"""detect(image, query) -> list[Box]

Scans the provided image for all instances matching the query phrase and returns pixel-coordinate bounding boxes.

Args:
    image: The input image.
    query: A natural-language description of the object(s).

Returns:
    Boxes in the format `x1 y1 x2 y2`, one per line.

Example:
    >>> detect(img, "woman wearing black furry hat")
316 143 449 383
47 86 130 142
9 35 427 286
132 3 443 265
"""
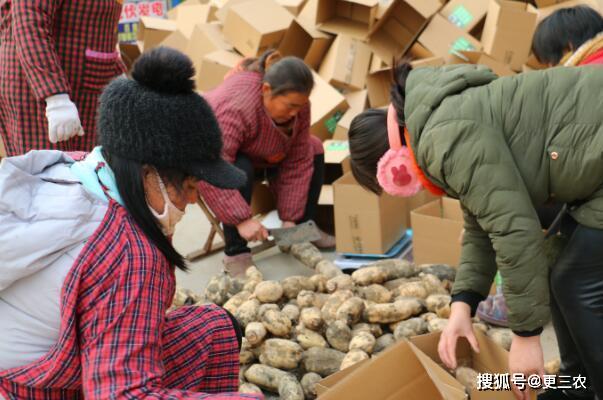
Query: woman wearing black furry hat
0 47 260 400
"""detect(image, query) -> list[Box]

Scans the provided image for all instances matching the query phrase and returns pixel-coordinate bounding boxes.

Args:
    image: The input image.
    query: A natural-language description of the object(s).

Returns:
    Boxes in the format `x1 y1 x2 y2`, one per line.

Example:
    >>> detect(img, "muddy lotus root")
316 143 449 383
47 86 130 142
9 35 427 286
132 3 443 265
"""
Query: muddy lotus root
426 294 452 313
340 349 369 371
326 274 354 293
245 322 267 346
545 358 560 375
352 323 382 338
281 276 315 299
455 367 479 392
487 328 513 351
278 374 305 400
336 296 365 325
427 318 449 333
244 364 289 392
472 322 489 335
262 309 292 337
239 383 263 394
291 243 323 269
356 284 392 304
395 281 429 299
223 290 251 315
310 274 329 293
254 281 284 303
204 273 232 306
259 339 303 370
282 304 300 323
258 303 280 319
295 326 328 349
326 320 353 352
352 259 417 286
418 264 456 282
302 347 346 377
374 334 396 354
301 372 322 400
235 299 261 328
240 338 256 365
349 331 376 354
300 307 323 331
420 273 448 295
364 298 423 324
321 290 354 323
393 317 428 340
315 260 343 279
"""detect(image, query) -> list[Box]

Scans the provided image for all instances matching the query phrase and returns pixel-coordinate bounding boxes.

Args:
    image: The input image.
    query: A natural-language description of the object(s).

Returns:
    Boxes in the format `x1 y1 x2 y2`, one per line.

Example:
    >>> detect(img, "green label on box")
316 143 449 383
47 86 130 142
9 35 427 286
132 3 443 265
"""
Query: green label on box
450 37 476 55
326 141 349 151
448 5 474 29
325 111 344 135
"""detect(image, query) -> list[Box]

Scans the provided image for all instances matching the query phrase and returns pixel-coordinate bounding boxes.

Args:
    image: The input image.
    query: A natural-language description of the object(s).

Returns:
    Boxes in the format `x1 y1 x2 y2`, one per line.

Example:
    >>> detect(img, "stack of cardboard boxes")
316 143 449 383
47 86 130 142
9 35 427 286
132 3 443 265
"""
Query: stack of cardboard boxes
128 0 601 260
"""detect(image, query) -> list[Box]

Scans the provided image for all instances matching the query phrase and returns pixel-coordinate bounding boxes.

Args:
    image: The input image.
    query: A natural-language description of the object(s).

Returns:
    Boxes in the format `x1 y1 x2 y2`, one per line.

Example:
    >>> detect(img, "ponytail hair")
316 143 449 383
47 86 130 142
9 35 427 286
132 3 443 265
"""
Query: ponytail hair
242 50 314 96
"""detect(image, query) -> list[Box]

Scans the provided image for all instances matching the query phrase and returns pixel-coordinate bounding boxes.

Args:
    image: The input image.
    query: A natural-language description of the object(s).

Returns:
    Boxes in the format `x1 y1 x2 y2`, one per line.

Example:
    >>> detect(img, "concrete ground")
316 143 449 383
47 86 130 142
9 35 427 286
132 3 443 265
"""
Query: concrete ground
172 203 560 366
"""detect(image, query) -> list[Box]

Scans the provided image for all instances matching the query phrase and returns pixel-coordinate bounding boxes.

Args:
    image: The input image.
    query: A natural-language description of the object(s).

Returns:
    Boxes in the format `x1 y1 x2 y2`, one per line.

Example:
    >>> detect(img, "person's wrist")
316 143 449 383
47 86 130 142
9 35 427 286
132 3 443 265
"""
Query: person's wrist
45 93 70 105
450 301 471 317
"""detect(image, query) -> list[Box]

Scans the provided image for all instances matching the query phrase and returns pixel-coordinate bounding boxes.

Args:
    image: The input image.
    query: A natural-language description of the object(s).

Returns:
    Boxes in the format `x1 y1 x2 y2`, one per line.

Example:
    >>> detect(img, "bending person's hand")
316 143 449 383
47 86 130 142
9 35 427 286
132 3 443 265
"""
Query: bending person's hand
45 94 84 144
438 301 480 369
509 335 544 400
237 218 269 242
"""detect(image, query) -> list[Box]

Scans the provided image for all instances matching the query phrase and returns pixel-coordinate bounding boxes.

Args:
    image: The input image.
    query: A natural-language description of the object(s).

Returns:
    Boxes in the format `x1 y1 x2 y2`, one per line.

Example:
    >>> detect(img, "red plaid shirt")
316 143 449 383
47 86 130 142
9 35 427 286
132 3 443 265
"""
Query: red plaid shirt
0 0 126 156
0 201 262 400
199 71 322 226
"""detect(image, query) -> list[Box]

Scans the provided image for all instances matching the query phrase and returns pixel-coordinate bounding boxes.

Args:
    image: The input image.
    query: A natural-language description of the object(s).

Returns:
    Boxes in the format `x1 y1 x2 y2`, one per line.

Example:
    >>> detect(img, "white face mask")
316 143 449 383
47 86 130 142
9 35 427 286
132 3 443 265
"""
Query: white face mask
148 171 185 237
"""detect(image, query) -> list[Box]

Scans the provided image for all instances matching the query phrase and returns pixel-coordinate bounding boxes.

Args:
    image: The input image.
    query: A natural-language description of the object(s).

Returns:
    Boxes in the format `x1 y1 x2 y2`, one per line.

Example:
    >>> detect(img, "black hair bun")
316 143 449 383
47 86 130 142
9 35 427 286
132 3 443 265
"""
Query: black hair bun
131 46 196 94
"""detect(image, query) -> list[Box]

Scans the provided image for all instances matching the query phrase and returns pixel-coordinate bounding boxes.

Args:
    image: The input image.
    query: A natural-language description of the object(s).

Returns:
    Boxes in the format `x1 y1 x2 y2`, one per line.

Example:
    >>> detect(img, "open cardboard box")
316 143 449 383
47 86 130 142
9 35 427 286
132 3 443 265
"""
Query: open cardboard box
223 0 293 57
186 23 233 78
440 0 489 34
334 89 368 141
317 337 467 399
166 3 212 37
368 0 440 66
137 17 178 52
196 50 243 92
159 29 191 53
278 18 333 70
481 0 538 71
310 72 349 142
319 34 372 91
448 50 516 77
411 197 464 266
277 0 309 15
316 0 380 40
418 14 482 58
334 172 436 254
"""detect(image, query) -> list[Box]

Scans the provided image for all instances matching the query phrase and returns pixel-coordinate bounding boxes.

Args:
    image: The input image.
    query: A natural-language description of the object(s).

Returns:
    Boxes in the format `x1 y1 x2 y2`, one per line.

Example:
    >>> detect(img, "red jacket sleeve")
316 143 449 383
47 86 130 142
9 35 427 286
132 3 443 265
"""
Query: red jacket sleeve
272 107 314 222
12 0 71 99
198 107 253 226
78 244 261 400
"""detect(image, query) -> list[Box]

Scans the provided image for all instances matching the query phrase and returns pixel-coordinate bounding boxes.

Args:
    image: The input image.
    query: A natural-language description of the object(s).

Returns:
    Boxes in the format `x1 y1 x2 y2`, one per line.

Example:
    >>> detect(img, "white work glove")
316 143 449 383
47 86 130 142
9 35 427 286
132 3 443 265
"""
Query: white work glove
45 94 84 144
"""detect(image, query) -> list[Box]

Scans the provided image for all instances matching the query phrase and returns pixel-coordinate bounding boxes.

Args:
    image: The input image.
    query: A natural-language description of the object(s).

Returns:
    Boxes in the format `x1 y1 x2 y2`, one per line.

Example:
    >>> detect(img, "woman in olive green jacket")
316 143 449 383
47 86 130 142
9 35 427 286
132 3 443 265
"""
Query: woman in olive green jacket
348 63 603 400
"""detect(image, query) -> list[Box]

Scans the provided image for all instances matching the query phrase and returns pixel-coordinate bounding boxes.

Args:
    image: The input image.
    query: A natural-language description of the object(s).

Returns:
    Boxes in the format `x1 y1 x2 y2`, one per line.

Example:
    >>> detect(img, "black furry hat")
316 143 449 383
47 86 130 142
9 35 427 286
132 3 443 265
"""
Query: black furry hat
98 47 245 189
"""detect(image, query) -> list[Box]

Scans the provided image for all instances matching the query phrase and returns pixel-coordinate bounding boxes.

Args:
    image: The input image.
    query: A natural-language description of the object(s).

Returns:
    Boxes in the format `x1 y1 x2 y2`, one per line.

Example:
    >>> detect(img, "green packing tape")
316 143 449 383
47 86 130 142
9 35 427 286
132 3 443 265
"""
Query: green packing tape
325 111 344 135
448 5 474 29
326 141 349 151
449 37 476 55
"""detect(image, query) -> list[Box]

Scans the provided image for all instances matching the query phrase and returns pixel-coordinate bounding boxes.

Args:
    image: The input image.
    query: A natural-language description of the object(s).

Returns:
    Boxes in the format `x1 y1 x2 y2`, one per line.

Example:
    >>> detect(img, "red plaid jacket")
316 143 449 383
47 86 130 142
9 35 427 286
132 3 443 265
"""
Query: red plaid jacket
0 201 262 400
0 0 125 156
199 71 322 226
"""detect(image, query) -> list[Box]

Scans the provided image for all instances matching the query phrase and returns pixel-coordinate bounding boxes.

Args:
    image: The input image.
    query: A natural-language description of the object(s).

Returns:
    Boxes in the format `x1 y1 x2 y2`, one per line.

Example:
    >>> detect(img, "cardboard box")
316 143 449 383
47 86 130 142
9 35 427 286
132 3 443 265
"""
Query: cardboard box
159 29 191 53
448 50 516 76
316 0 380 40
369 53 387 73
196 50 244 92
119 42 142 72
334 172 436 254
214 0 248 23
376 0 395 19
167 3 211 37
411 197 464 266
310 71 349 141
534 0 573 7
334 89 367 140
411 55 446 68
186 23 233 77
408 41 435 59
440 0 489 33
137 17 178 52
419 14 482 58
278 18 333 70
318 35 372 91
366 67 390 108
317 337 467 399
277 0 308 15
368 0 440 65
251 182 276 215
481 0 538 71
223 0 293 57
411 331 517 400
298 0 318 24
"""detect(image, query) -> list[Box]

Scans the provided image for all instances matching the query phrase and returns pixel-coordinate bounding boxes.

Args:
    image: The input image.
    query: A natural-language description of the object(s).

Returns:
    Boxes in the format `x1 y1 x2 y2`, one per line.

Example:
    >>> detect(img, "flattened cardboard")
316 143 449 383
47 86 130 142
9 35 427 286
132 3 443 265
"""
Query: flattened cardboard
481 0 538 71
334 89 368 140
137 17 178 52
167 3 211 37
411 197 464 266
317 338 467 399
440 0 489 33
278 18 333 70
277 0 308 15
410 331 517 400
334 172 436 254
223 0 293 57
316 0 380 40
448 50 516 76
368 0 439 65
318 34 372 91
418 14 482 58
186 23 233 78
196 50 243 92
310 71 349 141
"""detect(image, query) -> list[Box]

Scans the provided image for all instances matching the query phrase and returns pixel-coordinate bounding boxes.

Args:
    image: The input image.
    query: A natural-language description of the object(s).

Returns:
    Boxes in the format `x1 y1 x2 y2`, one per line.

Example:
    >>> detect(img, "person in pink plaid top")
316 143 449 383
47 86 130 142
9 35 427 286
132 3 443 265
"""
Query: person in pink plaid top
200 51 335 277
0 48 262 400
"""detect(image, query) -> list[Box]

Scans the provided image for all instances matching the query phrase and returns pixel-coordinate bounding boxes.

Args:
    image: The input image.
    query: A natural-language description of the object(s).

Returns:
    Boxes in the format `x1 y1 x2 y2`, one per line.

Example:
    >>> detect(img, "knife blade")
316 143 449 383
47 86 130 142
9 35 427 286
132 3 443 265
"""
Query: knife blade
268 220 322 246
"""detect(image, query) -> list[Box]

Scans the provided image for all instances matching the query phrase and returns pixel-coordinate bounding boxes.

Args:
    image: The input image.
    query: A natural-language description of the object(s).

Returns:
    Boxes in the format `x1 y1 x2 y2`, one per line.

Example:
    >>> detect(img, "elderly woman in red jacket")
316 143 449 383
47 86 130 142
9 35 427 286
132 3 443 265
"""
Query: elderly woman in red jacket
199 51 334 276
0 0 125 155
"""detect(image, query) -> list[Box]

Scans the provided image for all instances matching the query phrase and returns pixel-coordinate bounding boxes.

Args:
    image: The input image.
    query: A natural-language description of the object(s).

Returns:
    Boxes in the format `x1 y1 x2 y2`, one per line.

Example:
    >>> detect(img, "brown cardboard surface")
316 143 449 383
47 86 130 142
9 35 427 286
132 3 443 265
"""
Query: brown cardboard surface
366 67 390 108
448 50 516 76
323 140 350 164
481 0 538 71
316 0 380 40
214 0 249 23
159 29 190 53
196 50 243 92
318 184 334 206
187 23 233 80
411 197 464 266
368 0 437 65
317 338 466 399
408 41 435 59
298 0 319 25
310 71 349 141
440 0 489 33
410 331 517 400
137 17 178 52
119 42 142 72
418 14 482 58
318 34 372 91
410 55 446 68
334 89 368 140
278 18 333 70
223 0 293 57
251 182 276 215
334 172 436 254
167 4 211 37
534 0 572 7
277 0 308 15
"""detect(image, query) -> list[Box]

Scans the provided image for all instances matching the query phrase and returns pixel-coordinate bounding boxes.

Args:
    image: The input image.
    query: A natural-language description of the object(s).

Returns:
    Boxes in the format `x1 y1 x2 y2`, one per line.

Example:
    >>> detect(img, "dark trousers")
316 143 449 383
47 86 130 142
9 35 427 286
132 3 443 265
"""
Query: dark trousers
549 215 603 398
223 153 324 256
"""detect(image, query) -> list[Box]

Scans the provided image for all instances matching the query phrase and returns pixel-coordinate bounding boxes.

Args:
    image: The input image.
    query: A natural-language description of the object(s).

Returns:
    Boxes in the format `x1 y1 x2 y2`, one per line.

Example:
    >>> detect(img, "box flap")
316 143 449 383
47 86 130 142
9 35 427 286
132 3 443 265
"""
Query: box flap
159 29 190 52
324 140 350 164
214 0 249 22
405 0 442 18
418 14 482 57
410 56 445 68
139 16 178 31
230 0 293 33
318 184 334 206
310 71 349 140
170 4 212 37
